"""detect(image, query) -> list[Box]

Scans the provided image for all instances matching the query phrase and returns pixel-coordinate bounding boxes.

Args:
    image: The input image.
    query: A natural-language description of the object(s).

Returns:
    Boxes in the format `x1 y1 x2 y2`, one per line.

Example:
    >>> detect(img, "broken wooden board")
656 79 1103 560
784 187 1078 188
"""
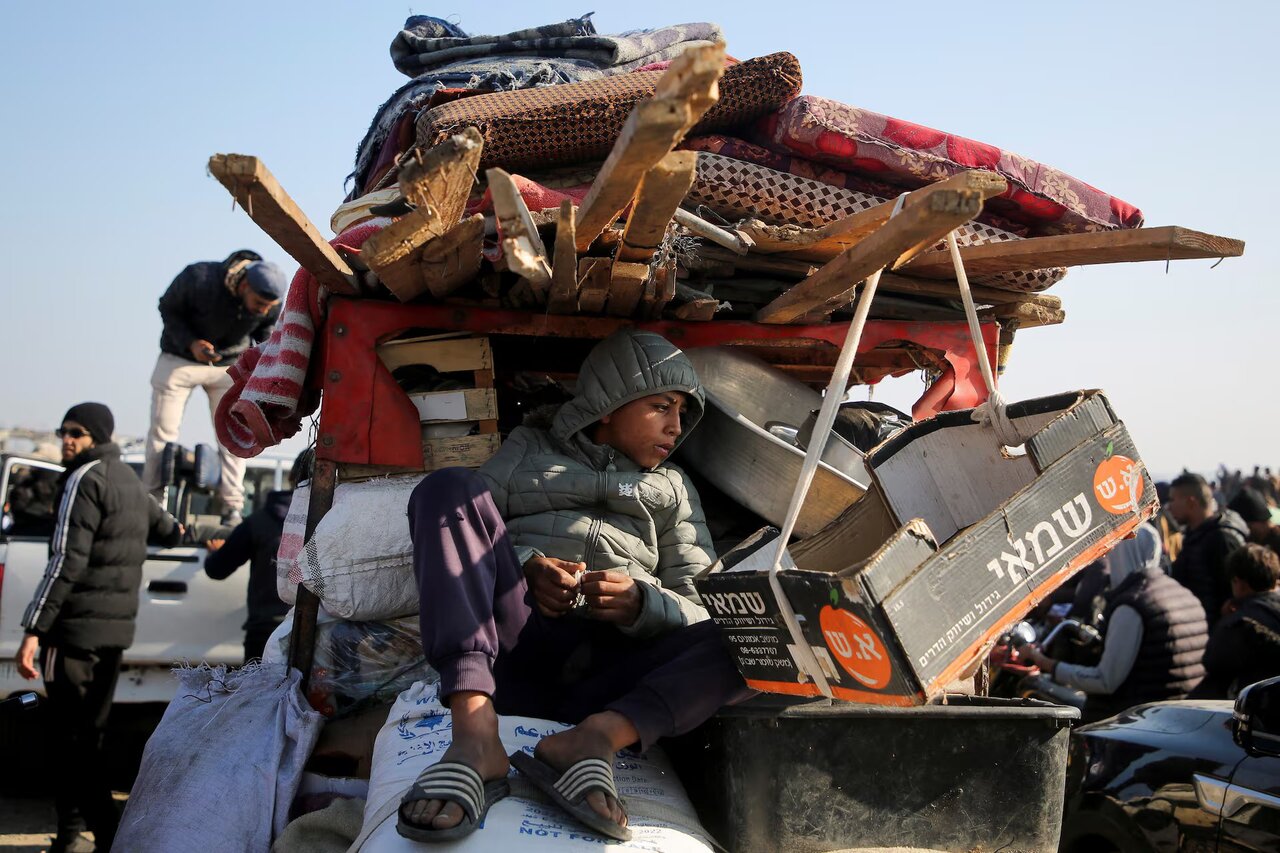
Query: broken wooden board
980 297 1066 330
652 42 727 132
645 262 677 319
399 128 482 223
419 213 485 300
487 167 552 297
207 154 357 294
672 298 720 321
617 151 697 264
575 48 725 252
899 226 1246 278
548 200 580 314
360 132 483 287
741 171 1009 263
606 261 649 316
577 257 613 314
756 189 984 324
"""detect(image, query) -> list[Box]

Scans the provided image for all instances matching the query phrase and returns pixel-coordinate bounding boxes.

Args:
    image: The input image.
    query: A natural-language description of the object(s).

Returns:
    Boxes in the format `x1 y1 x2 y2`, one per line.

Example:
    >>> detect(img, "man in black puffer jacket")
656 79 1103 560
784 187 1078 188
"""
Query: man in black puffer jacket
15 402 181 853
1169 472 1248 628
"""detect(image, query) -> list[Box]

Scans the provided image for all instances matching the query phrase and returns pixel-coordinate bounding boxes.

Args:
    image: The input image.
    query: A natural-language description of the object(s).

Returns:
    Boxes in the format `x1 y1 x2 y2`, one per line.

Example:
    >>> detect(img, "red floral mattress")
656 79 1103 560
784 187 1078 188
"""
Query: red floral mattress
752 96 1143 236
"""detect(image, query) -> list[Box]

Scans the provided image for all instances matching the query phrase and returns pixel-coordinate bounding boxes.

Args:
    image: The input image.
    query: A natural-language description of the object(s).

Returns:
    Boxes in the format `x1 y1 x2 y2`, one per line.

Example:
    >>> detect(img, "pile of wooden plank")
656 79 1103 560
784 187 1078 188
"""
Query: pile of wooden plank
209 42 1243 386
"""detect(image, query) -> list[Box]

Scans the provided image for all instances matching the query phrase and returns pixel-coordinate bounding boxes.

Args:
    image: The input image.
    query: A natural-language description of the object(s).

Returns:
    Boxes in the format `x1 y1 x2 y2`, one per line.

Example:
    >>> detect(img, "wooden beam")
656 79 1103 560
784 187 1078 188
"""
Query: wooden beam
646 262 677 319
487 168 552 297
606 261 649 317
574 100 690 252
207 154 357 294
360 132 483 275
755 189 984 324
577 257 612 314
548 200 580 314
575 49 725 252
899 226 1246 279
652 43 726 131
876 271 1044 305
741 170 1009 263
418 214 485 300
617 152 697 263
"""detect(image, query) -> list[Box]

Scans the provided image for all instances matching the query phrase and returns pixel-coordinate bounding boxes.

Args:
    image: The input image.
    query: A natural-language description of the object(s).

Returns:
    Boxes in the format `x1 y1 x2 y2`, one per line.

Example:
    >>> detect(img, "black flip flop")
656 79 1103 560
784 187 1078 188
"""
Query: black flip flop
396 760 510 842
510 750 632 842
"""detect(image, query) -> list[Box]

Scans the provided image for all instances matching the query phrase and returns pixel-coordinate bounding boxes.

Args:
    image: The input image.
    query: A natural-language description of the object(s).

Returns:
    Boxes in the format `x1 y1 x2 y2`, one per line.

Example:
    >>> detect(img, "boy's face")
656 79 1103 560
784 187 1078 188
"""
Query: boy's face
595 392 689 469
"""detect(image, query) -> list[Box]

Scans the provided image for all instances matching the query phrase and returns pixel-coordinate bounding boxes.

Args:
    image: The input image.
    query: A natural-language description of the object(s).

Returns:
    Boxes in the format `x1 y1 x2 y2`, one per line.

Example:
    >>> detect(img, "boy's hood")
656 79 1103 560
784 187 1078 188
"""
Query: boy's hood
550 330 705 460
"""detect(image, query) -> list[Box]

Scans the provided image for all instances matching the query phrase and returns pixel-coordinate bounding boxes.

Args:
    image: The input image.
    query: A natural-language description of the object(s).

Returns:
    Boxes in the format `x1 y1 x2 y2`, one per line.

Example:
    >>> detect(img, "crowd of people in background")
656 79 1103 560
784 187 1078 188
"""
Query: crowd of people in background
1025 465 1280 720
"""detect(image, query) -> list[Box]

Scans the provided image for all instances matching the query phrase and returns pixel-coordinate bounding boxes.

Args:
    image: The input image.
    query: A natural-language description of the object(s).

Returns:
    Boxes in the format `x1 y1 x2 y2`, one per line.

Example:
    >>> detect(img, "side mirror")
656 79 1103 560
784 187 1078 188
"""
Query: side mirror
1233 675 1280 757
193 444 222 491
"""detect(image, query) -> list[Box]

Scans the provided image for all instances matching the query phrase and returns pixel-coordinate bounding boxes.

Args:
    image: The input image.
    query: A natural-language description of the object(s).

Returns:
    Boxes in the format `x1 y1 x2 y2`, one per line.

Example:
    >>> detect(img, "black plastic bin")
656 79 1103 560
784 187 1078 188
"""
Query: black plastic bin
668 693 1078 853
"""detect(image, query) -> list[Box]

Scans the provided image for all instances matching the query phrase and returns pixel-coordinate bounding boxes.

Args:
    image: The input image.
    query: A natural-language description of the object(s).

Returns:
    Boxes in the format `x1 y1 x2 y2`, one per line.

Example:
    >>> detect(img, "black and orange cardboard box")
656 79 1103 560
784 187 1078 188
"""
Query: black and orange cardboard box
694 390 1156 706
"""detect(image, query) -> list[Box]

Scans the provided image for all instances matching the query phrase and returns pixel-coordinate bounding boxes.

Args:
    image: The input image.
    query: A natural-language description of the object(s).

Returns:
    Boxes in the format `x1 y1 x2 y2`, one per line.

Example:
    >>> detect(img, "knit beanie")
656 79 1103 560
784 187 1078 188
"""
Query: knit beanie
1229 488 1272 524
61 402 114 444
243 261 288 300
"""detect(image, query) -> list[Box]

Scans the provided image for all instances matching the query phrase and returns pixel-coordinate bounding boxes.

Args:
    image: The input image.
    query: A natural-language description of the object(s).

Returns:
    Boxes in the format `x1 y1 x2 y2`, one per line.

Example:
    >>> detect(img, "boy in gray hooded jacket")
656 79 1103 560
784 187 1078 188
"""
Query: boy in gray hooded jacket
398 329 749 843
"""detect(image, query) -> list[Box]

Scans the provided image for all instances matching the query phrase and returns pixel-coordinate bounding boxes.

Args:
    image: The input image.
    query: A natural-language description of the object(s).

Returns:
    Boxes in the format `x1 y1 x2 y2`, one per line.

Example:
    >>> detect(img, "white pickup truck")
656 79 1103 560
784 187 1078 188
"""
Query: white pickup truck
0 443 292 726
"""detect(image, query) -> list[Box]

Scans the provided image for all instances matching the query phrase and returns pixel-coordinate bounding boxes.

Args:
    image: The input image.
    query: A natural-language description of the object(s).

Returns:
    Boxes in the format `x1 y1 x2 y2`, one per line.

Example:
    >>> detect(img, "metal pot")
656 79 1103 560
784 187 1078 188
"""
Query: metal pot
681 347 869 538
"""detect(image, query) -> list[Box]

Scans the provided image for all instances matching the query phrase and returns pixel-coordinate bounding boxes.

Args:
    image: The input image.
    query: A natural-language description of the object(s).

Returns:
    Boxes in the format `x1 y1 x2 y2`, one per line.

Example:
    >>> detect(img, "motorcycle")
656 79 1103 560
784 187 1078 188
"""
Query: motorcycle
990 615 1102 711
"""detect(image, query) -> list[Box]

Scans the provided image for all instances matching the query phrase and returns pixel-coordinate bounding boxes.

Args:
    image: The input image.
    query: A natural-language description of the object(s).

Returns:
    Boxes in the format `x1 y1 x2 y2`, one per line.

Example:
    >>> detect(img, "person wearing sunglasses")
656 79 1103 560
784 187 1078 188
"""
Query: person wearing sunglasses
15 402 182 853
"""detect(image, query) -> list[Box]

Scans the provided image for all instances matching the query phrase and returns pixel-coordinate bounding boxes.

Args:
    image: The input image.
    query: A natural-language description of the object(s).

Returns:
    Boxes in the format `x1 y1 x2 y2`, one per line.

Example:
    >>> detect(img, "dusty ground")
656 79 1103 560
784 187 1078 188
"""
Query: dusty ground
0 793 126 853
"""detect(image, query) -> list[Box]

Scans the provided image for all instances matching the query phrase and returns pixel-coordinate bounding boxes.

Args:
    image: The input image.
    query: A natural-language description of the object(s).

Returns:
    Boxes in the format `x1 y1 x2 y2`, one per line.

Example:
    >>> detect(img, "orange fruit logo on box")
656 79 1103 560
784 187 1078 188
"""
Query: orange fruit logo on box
819 602 892 689
1094 450 1144 515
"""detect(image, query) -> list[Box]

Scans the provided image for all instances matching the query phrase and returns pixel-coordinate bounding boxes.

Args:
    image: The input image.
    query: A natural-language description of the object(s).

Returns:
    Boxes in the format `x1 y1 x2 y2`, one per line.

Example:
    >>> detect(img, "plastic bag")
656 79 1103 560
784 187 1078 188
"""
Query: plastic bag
263 609 436 718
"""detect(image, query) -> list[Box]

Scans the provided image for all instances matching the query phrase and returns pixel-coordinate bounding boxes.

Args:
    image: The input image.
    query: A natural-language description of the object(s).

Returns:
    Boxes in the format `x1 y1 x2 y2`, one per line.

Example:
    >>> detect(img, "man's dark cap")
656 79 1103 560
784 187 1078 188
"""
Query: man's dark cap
243 261 288 300
1230 488 1272 524
61 402 114 444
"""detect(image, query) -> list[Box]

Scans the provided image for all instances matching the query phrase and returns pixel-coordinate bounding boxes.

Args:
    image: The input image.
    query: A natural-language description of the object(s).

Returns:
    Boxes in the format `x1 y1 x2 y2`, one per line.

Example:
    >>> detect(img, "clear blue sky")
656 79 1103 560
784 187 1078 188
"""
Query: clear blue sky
1 1 1275 478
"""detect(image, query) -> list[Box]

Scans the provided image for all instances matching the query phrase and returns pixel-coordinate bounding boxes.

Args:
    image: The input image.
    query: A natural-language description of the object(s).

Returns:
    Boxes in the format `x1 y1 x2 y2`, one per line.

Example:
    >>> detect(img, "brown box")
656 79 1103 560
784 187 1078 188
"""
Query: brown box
695 390 1155 705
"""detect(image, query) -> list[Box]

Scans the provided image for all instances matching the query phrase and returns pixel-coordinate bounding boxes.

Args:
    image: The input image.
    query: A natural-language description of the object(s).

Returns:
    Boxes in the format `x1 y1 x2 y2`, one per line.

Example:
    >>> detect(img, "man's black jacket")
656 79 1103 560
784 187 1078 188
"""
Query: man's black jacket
204 490 291 634
1194 590 1280 698
22 443 182 650
1171 510 1248 628
158 249 280 364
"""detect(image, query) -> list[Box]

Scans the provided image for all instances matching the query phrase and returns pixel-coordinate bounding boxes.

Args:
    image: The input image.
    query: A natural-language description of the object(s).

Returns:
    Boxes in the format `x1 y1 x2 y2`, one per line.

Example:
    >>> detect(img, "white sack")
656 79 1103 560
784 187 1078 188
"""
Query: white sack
293 474 424 621
116 664 325 852
352 681 715 853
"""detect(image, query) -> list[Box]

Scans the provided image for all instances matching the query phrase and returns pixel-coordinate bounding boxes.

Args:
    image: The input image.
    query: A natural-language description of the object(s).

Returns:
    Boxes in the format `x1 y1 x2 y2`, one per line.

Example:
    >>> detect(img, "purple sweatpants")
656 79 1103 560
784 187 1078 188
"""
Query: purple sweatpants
408 467 751 751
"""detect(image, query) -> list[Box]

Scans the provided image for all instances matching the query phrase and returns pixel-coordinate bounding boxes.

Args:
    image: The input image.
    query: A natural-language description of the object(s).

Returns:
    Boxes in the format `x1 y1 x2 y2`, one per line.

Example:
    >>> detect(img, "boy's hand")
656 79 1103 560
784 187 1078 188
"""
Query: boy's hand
523 556 583 618
15 635 40 680
580 570 642 626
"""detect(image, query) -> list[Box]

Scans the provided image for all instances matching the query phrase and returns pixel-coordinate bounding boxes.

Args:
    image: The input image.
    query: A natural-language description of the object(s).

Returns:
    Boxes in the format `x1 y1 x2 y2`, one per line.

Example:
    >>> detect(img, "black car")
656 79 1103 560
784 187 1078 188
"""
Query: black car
1061 676 1280 851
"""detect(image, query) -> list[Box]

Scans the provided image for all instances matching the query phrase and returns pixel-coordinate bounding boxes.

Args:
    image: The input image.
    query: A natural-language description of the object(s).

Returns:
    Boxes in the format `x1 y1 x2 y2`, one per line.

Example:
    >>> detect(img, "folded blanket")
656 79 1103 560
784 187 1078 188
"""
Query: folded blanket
752 96 1143 236
351 15 723 195
216 220 388 459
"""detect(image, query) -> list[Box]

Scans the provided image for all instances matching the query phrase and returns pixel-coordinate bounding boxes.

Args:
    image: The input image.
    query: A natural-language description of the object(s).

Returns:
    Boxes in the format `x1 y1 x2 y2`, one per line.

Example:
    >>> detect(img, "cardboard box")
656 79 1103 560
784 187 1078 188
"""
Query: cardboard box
695 390 1155 706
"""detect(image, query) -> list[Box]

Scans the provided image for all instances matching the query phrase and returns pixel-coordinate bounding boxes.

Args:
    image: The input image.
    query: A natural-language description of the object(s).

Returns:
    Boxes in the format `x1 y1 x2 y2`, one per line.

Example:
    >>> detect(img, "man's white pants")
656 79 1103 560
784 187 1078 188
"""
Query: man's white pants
141 352 246 513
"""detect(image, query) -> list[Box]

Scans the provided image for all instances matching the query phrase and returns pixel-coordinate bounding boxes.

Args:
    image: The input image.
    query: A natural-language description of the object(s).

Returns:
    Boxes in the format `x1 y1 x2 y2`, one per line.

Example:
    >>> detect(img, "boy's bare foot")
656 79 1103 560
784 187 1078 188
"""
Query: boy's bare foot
533 711 639 829
403 693 510 831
